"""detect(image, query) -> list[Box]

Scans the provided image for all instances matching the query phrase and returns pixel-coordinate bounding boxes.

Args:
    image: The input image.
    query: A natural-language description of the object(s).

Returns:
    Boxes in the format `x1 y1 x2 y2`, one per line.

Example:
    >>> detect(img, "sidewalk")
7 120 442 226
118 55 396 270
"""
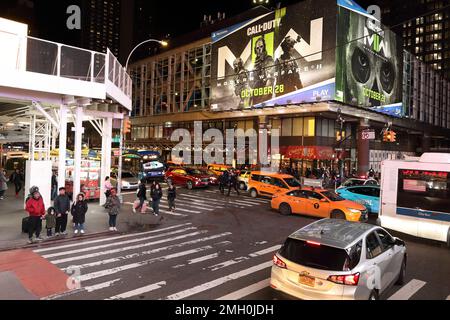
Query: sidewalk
0 184 162 251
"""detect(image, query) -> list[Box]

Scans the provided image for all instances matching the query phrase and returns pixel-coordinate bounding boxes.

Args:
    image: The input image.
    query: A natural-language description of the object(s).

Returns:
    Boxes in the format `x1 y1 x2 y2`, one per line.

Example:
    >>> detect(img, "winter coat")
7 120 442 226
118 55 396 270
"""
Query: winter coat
54 194 71 215
25 197 46 217
46 213 57 229
71 201 88 224
105 195 121 216
167 187 176 201
137 183 147 200
151 188 163 201
0 173 8 191
10 172 23 185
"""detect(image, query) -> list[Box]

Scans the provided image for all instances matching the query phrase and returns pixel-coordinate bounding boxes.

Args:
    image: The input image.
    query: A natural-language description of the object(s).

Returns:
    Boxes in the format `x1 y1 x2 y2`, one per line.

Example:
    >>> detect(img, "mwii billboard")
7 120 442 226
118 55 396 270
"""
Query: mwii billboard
210 0 337 111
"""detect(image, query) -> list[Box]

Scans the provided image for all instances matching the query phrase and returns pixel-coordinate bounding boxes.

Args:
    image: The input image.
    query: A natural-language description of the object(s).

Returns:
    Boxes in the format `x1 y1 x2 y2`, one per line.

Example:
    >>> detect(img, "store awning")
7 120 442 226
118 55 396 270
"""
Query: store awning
280 146 335 160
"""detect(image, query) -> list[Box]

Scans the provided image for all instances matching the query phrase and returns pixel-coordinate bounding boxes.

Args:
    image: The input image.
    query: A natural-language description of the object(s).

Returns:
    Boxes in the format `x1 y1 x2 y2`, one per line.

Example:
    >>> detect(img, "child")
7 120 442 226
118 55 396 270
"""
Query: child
45 207 57 238
167 184 177 212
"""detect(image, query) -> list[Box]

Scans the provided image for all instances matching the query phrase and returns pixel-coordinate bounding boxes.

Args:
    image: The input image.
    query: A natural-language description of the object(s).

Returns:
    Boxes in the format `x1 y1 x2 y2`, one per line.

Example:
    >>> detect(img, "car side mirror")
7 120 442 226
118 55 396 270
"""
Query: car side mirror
320 198 329 203
394 238 405 247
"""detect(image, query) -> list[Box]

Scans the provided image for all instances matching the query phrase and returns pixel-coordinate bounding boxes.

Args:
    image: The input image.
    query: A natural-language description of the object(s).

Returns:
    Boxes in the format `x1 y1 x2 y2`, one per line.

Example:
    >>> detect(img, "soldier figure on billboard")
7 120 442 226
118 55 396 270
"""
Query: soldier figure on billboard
233 58 251 108
252 36 275 104
275 35 303 95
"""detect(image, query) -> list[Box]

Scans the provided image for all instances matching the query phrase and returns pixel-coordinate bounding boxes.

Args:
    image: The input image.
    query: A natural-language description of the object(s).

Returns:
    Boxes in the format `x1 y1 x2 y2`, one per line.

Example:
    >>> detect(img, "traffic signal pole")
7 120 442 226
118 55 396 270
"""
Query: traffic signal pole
117 118 123 200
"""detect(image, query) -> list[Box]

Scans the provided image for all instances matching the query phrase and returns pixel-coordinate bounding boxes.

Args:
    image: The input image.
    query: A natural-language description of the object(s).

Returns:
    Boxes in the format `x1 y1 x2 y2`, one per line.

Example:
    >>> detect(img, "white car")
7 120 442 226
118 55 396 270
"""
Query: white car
111 171 140 190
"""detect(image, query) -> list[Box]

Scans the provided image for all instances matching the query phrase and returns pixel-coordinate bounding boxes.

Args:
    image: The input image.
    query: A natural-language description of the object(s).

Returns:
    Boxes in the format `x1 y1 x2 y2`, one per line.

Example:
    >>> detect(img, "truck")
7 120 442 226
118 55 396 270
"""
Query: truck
378 153 450 247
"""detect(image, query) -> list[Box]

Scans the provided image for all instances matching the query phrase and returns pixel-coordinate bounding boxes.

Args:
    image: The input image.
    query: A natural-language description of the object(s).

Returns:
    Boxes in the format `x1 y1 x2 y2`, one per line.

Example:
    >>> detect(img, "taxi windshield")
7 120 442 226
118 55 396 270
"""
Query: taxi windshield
284 178 302 188
322 191 345 202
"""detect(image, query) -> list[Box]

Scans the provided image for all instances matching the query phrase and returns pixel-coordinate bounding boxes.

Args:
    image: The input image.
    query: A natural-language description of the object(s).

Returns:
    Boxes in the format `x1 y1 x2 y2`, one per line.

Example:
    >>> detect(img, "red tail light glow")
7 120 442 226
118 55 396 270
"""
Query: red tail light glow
306 241 321 247
327 273 360 286
273 255 286 269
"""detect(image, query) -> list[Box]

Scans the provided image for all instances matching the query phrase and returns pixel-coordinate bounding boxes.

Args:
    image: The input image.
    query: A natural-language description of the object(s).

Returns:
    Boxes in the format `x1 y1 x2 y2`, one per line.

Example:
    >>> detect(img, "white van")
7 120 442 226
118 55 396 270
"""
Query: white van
378 153 450 247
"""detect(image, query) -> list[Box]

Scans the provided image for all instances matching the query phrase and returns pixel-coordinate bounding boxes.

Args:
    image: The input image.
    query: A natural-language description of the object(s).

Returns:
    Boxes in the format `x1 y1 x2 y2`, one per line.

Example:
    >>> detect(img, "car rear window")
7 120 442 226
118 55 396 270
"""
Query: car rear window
279 238 356 271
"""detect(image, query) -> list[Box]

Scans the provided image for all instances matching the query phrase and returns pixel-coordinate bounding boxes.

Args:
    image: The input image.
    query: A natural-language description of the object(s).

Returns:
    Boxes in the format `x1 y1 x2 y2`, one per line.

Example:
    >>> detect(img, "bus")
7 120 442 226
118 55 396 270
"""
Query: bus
121 150 165 182
378 153 450 247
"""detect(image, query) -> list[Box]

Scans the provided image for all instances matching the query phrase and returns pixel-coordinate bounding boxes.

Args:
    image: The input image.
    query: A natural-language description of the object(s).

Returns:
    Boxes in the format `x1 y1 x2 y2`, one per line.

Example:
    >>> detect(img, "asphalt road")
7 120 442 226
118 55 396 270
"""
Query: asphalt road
32 186 450 301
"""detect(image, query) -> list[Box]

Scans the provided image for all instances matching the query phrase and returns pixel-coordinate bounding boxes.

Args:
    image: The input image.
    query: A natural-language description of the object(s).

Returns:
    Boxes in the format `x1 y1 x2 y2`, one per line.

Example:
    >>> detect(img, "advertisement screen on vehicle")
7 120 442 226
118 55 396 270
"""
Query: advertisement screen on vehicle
335 2 404 117
210 0 337 111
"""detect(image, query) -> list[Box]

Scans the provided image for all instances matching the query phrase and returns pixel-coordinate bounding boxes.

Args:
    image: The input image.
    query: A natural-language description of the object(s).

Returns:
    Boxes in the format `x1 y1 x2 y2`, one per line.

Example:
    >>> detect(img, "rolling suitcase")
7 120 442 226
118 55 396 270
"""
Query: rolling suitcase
22 217 29 234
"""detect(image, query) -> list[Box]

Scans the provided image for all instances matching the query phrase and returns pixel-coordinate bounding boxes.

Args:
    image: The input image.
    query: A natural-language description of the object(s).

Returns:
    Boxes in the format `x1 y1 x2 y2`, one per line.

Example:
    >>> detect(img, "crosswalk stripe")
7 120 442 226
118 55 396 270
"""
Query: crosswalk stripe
188 253 219 265
42 227 197 259
181 194 254 207
159 199 224 210
165 261 273 300
158 209 187 217
78 245 217 282
85 279 122 293
33 223 192 253
249 245 281 258
388 280 427 300
217 278 270 300
107 281 166 300
54 230 208 265
159 204 203 213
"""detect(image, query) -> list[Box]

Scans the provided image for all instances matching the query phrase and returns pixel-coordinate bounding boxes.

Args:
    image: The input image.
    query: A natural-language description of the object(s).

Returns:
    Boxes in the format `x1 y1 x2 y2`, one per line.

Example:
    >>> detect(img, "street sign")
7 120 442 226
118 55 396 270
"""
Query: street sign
362 130 376 140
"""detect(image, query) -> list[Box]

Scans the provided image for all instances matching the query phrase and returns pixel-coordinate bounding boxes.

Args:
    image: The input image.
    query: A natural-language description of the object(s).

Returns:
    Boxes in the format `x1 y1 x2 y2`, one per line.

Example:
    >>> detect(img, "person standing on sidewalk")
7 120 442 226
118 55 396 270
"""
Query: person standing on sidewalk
10 169 23 198
167 184 177 212
45 207 57 238
54 187 71 236
150 183 163 216
105 188 121 231
134 179 147 213
51 171 58 201
25 190 46 244
0 169 8 200
104 176 113 198
71 193 88 235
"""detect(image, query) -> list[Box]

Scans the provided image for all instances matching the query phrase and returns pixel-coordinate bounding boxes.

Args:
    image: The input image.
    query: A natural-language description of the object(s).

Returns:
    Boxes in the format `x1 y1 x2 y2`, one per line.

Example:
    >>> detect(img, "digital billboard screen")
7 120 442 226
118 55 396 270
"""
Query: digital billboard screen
335 2 404 117
210 0 337 111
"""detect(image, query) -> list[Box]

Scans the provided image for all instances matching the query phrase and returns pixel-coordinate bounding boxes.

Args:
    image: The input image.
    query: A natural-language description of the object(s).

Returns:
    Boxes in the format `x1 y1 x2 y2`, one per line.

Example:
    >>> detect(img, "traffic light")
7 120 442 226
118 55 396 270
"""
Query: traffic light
336 130 345 142
123 117 131 135
390 131 397 143
383 130 397 143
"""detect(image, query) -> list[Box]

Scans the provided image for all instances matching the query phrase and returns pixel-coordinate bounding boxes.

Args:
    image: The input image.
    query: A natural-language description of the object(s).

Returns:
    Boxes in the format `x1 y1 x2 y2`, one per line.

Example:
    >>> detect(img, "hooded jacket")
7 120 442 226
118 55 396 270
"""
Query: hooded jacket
26 196 46 217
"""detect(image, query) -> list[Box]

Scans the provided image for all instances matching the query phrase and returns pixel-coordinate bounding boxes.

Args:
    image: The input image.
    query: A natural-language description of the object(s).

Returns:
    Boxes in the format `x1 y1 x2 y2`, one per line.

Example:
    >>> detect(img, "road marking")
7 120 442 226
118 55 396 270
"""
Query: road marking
43 227 198 259
249 245 281 257
165 261 273 300
107 281 166 300
33 223 192 253
161 198 223 209
180 194 253 207
188 253 219 265
78 245 216 282
159 204 203 214
158 209 187 217
124 202 199 214
388 280 427 300
217 278 270 300
85 279 122 293
53 230 208 265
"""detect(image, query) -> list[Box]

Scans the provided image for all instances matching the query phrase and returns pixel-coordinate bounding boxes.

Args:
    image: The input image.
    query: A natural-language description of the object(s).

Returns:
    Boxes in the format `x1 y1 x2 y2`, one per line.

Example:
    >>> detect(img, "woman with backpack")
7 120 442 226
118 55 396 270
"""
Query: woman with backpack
71 193 88 235
150 183 163 216
133 179 147 213
105 188 121 231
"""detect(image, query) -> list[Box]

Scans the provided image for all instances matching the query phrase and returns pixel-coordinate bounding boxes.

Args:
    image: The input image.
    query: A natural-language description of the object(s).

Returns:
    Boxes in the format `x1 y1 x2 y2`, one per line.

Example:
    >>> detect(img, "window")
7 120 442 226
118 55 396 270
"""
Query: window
272 178 288 189
366 232 383 259
345 240 363 271
303 117 315 137
292 118 304 136
301 190 324 200
376 229 394 251
282 118 292 136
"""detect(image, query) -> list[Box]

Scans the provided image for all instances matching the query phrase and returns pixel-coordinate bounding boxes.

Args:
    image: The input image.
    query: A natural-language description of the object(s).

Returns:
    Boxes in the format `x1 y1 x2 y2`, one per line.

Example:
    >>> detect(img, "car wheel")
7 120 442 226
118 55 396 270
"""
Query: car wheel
395 257 407 286
250 189 258 198
187 181 193 190
368 290 379 300
279 203 292 216
331 210 346 220
239 182 246 190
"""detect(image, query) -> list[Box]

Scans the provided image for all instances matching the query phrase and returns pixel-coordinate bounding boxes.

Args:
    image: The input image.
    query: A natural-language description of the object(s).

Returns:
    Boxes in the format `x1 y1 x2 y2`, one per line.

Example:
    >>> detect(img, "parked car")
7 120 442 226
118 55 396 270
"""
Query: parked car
271 219 407 300
338 178 379 189
165 167 210 189
336 186 381 214
110 171 139 190
200 169 220 186
271 187 368 222
248 172 302 198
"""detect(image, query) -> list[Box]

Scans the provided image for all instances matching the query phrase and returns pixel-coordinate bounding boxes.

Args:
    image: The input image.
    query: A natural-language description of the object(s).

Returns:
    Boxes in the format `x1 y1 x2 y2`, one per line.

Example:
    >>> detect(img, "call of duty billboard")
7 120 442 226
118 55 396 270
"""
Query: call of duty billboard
335 2 404 117
210 0 337 111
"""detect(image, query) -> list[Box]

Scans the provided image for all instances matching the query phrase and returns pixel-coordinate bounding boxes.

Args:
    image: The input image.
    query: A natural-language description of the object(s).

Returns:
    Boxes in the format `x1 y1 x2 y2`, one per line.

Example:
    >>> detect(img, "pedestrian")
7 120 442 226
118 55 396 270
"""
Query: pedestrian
167 183 177 212
45 207 57 238
134 179 147 213
105 188 121 231
0 169 8 200
51 171 58 201
227 170 240 197
25 190 46 244
219 170 229 195
9 169 23 198
104 176 113 198
54 187 71 236
150 183 163 216
71 193 88 235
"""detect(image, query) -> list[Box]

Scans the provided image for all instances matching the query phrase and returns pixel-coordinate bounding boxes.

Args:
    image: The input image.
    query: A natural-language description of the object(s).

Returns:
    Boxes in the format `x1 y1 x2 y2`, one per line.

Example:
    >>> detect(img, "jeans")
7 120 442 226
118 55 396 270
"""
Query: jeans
55 214 68 233
136 198 145 212
0 190 5 198
14 183 22 195
28 216 42 239
227 183 240 196
152 199 160 215
168 198 176 211
109 214 117 228
75 223 84 231
51 186 58 201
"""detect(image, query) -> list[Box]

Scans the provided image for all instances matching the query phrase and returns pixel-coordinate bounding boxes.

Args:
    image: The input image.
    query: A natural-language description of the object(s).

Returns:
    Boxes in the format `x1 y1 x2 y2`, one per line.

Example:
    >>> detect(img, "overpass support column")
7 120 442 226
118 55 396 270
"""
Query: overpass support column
72 106 84 199
100 117 113 206
57 105 68 190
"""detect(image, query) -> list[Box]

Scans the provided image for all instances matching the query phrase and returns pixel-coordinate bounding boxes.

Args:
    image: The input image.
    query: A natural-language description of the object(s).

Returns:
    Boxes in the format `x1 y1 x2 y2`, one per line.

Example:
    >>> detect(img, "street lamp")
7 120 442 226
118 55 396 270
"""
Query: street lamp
125 39 168 70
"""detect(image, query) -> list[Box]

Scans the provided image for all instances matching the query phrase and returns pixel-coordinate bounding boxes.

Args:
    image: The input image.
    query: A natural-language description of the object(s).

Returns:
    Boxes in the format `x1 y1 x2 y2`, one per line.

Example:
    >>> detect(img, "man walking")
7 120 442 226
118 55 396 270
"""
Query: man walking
25 190 46 244
219 170 229 195
227 170 240 197
9 169 23 198
134 179 147 213
150 183 163 216
54 187 71 236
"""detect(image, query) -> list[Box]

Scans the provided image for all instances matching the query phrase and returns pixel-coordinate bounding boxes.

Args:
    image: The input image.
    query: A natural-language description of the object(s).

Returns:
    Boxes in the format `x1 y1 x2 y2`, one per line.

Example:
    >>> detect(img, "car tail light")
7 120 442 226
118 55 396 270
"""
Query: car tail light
327 273 360 286
306 241 321 247
273 255 286 269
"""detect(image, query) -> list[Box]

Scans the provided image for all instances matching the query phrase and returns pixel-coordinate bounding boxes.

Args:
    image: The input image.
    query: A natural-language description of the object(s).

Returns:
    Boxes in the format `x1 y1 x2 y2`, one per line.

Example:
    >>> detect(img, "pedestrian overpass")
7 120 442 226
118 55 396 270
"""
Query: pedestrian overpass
0 17 132 207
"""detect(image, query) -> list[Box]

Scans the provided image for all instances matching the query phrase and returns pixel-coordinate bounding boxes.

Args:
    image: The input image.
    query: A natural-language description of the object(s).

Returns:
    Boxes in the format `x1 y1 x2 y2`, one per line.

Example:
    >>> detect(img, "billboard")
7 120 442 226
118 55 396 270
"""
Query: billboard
210 0 337 111
335 3 404 117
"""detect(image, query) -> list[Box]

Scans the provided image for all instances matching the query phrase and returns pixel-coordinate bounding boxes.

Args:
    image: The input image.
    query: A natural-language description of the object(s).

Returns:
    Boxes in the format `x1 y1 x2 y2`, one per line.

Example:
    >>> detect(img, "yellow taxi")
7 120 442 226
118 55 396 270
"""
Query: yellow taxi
271 187 368 222
247 172 301 198
237 170 252 190
207 164 232 176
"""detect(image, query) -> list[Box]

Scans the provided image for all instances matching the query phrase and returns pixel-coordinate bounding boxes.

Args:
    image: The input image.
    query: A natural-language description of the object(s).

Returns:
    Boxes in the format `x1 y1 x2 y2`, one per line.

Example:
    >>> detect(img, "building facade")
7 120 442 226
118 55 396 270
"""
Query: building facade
127 0 450 177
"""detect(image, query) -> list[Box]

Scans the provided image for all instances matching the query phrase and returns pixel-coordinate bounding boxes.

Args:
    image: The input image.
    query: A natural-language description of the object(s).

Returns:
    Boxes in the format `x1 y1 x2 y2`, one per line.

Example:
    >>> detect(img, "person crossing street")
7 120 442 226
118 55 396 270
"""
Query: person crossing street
227 170 240 197
167 184 177 212
219 170 229 195
150 183 163 216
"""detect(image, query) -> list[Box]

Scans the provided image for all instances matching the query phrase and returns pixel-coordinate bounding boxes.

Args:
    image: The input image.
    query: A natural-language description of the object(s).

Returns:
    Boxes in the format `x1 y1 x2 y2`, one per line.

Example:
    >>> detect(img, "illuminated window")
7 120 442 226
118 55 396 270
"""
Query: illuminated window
292 118 304 136
303 117 315 137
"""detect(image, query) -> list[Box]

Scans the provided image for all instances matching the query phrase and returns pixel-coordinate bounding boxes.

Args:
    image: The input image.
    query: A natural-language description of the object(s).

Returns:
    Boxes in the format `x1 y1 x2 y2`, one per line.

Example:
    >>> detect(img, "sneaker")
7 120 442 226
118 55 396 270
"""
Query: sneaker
74 230 79 235
61 231 68 236
113 227 117 232
109 227 114 231
80 230 85 235
27 239 34 244
36 237 44 241
55 232 60 236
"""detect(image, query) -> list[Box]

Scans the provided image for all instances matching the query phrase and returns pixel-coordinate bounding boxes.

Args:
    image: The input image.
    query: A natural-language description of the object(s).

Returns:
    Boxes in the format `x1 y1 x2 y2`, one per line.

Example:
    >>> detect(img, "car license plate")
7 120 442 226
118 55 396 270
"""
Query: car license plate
299 275 315 287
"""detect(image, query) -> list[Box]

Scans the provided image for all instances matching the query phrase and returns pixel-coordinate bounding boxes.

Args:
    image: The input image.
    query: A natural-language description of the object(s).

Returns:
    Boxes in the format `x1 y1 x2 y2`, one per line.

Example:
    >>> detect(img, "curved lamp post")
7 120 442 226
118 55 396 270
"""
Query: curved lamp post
125 39 168 70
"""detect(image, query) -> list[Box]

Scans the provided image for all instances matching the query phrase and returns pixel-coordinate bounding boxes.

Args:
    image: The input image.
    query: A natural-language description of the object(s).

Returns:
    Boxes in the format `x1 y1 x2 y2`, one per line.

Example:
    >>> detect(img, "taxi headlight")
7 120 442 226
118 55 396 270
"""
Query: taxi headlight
347 208 361 214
